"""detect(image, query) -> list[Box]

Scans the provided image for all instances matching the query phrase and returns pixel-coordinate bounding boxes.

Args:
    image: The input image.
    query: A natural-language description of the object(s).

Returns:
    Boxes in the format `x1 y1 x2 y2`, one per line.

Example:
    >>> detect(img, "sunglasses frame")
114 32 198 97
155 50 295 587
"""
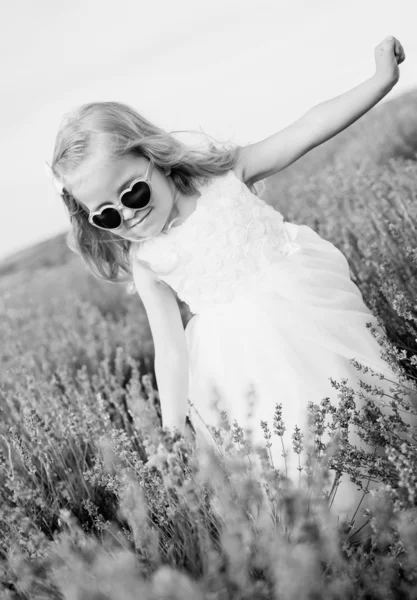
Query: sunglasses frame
88 159 154 231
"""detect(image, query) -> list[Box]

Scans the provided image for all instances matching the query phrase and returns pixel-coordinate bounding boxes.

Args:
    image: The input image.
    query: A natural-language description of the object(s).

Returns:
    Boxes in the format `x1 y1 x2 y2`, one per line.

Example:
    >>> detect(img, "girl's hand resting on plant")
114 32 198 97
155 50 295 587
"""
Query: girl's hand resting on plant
183 419 196 446
162 420 195 445
374 35 405 87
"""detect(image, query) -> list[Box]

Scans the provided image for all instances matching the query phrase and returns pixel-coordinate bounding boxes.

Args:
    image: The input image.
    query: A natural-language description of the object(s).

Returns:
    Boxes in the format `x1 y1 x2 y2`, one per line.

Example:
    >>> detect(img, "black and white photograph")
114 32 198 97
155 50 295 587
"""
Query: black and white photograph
1 1 417 597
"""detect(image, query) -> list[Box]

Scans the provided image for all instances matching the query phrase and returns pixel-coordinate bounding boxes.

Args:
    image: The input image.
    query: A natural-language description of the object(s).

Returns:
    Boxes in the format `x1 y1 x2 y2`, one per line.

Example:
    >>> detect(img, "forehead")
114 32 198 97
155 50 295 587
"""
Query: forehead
67 150 148 212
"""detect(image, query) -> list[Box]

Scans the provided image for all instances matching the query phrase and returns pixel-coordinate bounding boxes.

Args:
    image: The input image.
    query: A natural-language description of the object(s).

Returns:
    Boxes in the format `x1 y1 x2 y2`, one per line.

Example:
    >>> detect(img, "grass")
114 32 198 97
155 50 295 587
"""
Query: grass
1 87 417 599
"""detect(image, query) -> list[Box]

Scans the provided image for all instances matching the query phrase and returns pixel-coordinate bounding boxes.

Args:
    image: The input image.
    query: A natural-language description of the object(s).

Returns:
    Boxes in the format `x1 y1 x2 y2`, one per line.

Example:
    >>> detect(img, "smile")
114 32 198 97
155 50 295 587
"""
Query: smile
129 208 152 228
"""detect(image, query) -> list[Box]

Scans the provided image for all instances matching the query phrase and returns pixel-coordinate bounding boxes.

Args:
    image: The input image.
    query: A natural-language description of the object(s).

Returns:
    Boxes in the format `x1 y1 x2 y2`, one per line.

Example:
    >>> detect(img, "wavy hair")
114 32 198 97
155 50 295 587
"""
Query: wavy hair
49 101 262 289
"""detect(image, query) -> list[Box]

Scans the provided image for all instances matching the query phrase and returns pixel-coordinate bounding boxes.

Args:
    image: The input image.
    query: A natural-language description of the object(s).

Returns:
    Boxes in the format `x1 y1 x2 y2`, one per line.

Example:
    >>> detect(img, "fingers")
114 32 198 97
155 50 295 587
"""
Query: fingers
393 37 406 63
387 35 406 64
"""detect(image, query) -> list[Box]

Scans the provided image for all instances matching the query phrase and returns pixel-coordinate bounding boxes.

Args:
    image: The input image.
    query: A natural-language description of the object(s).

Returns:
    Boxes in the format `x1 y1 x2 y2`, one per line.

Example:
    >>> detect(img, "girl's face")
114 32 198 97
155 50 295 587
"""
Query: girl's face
66 148 178 241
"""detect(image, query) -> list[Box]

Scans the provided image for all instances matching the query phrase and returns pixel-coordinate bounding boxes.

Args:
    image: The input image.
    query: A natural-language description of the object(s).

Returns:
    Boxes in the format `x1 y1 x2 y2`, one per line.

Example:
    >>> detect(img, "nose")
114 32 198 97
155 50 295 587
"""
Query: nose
121 206 139 221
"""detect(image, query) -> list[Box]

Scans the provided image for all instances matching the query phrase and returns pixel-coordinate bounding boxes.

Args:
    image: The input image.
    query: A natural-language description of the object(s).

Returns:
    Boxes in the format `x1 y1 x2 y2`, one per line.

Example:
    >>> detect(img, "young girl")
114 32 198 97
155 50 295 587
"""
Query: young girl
46 36 414 533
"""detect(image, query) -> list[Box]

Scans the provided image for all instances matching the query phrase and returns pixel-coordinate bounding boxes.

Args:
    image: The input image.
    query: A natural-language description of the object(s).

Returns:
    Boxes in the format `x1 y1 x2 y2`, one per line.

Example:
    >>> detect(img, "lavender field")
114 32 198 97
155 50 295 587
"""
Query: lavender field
1 88 417 599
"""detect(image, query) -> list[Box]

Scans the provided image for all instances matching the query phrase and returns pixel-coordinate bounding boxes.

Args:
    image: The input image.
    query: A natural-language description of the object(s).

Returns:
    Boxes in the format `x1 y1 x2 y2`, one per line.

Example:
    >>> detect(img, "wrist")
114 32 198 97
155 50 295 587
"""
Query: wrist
373 71 398 93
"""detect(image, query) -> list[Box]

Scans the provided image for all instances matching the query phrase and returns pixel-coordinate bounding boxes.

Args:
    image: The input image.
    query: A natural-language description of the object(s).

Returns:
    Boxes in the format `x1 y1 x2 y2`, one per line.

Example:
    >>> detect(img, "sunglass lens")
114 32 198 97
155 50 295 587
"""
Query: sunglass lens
122 181 151 209
92 207 122 230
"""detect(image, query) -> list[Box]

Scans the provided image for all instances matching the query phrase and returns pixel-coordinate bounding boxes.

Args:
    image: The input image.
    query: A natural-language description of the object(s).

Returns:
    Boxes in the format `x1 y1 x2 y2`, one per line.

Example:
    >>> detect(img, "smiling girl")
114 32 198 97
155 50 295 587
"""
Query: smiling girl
45 36 415 536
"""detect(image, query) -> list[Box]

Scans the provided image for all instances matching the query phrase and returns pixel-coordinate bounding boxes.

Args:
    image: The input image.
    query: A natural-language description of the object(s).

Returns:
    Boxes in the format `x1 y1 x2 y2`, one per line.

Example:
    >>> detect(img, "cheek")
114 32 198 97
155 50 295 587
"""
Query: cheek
152 178 171 207
152 193 168 215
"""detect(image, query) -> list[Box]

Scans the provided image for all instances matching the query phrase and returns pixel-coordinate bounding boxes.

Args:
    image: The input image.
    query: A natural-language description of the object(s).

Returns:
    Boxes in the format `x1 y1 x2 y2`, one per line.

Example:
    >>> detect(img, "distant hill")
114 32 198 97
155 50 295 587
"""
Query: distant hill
1 86 416 284
0 232 72 277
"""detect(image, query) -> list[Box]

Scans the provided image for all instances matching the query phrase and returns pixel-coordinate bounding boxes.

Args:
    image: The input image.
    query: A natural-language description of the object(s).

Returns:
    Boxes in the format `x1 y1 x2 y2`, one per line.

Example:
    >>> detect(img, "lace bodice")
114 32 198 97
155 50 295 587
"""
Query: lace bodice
129 170 301 313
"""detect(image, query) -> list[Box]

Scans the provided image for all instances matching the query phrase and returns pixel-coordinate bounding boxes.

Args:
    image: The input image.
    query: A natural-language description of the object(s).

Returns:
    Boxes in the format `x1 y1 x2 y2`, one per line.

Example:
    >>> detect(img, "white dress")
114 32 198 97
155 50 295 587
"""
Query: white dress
130 169 415 523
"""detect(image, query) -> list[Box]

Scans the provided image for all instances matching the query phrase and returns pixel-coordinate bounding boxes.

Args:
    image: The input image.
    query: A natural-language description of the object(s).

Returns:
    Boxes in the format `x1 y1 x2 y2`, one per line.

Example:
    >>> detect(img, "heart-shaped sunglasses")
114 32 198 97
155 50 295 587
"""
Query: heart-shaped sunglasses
88 160 154 231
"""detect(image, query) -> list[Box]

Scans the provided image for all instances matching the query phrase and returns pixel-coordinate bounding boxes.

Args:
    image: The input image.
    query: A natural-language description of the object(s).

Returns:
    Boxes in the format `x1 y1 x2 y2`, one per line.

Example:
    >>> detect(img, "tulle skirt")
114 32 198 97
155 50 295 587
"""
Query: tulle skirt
184 222 416 527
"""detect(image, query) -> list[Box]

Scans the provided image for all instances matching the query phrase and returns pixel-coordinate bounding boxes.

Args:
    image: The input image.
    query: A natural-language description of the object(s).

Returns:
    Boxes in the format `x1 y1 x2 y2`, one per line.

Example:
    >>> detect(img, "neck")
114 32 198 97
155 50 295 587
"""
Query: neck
164 188 182 232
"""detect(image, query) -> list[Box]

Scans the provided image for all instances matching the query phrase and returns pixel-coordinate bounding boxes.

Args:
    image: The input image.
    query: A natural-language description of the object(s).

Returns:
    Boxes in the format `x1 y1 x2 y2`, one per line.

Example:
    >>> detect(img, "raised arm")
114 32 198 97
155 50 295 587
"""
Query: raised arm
236 35 405 186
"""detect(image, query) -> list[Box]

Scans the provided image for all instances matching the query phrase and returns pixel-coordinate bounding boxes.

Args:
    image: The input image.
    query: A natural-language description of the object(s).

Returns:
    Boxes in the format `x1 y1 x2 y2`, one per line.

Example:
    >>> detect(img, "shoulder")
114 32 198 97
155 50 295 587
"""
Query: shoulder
231 162 246 184
231 145 255 185
130 253 175 300
129 243 158 281
229 163 263 197
200 166 245 190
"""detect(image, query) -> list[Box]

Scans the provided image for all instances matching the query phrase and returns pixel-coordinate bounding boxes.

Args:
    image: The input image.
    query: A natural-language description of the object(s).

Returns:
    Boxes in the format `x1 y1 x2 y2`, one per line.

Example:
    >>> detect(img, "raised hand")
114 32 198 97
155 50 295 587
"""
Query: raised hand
374 35 406 87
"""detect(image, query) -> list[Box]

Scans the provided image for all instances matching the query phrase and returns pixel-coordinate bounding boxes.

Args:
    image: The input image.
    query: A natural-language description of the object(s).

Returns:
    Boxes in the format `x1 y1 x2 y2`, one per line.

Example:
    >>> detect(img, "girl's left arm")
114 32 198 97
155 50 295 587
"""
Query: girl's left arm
237 35 406 186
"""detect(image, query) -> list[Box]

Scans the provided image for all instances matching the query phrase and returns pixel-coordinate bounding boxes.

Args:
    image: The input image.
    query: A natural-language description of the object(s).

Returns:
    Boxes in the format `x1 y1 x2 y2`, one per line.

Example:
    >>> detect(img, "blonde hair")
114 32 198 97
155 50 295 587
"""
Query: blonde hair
49 101 261 287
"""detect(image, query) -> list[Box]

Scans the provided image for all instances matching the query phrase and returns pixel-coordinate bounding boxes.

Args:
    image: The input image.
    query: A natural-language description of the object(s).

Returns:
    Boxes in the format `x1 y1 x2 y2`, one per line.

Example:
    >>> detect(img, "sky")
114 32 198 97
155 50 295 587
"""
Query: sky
1 0 416 262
